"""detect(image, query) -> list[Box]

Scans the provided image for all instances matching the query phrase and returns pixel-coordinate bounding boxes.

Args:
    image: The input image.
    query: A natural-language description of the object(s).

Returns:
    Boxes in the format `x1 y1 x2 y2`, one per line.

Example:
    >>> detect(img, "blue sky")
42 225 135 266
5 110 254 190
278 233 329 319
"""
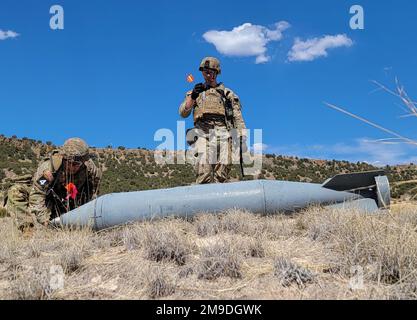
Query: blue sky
1 0 417 165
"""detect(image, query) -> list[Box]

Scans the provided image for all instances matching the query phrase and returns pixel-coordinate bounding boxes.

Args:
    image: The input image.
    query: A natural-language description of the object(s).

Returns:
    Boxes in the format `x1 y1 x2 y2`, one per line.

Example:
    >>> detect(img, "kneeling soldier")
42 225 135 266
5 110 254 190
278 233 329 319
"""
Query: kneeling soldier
4 137 101 231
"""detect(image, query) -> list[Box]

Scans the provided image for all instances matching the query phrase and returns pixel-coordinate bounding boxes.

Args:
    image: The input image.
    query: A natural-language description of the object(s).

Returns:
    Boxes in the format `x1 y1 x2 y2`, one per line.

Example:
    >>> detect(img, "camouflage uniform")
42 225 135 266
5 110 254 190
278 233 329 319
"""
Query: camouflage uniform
1 174 32 219
179 57 246 184
0 181 9 217
5 138 101 230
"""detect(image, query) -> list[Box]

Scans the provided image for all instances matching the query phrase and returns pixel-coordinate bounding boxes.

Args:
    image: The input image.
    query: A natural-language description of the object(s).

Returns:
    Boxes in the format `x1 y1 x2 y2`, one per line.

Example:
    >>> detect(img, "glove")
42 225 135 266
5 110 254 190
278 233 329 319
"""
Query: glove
191 83 206 100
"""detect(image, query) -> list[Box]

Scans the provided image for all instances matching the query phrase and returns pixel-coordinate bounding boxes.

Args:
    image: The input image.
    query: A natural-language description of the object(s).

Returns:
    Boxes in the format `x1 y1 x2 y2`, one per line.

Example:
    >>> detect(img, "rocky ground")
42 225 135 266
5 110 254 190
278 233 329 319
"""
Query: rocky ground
1 204 417 300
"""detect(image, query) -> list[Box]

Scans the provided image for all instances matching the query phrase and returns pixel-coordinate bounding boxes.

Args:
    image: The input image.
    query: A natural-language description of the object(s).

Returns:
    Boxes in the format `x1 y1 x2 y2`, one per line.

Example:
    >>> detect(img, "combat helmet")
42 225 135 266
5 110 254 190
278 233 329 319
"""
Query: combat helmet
61 137 90 160
199 57 221 74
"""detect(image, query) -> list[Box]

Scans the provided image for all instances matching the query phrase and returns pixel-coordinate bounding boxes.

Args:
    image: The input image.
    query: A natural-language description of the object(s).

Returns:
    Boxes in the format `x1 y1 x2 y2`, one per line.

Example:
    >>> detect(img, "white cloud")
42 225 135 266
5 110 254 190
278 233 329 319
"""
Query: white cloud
288 34 353 62
266 138 417 166
0 29 19 40
252 143 268 154
203 21 290 64
255 54 269 64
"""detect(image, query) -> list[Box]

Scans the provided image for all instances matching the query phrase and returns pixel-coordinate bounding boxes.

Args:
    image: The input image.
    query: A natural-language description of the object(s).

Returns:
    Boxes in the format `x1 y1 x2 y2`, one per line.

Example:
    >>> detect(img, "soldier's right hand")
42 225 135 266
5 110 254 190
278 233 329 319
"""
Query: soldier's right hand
191 83 206 100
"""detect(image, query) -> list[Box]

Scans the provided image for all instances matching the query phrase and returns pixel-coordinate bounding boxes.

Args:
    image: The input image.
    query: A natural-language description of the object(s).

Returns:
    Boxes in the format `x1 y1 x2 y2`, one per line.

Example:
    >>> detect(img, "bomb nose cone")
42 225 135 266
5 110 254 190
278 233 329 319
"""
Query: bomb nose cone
51 216 61 227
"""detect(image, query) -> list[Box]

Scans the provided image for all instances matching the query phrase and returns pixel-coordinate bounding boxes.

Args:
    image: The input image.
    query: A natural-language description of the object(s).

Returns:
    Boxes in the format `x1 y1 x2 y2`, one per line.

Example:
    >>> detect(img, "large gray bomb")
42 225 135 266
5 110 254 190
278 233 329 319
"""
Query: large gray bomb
52 170 390 230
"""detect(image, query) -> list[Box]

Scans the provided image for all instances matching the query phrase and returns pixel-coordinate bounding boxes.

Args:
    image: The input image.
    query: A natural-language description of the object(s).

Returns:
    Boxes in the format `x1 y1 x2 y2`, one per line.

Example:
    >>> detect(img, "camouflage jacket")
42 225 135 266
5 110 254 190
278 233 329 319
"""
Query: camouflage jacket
179 83 246 135
1 173 32 209
30 151 102 223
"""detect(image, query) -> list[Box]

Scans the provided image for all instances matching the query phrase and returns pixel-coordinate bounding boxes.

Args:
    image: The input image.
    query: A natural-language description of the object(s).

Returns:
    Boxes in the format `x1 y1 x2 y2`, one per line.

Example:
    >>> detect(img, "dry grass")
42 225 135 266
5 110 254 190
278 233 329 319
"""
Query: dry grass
298 206 417 286
143 219 195 266
274 257 316 288
197 239 243 280
1 204 417 300
146 267 176 299
0 208 7 218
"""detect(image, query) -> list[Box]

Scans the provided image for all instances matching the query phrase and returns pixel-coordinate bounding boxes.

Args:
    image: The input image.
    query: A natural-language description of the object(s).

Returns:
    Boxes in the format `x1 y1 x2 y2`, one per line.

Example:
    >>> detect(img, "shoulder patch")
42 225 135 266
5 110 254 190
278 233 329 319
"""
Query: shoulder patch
37 170 53 189
37 177 49 188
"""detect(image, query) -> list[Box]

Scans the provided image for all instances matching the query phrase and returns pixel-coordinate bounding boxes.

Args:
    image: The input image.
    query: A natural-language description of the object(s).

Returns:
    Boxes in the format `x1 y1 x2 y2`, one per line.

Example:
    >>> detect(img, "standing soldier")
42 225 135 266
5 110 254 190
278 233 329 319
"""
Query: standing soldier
5 137 101 232
179 57 247 184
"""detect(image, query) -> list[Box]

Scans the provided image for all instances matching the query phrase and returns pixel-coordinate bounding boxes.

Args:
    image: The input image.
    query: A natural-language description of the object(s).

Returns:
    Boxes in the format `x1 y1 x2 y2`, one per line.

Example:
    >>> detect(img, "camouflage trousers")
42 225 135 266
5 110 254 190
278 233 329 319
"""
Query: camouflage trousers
5 184 38 229
2 175 38 230
191 129 234 184
0 189 7 218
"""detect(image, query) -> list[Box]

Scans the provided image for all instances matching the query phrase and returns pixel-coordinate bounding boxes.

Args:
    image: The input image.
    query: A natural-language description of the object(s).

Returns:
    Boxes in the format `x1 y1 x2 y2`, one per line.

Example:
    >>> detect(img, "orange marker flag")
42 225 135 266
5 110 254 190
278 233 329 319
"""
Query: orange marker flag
186 74 194 83
65 183 78 200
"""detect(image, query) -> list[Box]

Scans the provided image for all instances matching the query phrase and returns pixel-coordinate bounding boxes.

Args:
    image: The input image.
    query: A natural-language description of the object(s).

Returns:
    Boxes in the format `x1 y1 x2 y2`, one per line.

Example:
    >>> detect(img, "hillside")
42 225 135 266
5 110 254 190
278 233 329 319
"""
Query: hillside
1 134 416 200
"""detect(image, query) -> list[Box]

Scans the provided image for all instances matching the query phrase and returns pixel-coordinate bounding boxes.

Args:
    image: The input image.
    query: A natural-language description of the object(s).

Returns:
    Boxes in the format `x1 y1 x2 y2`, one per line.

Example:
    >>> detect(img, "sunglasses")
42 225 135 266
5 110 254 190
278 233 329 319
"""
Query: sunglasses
65 159 83 167
202 68 217 75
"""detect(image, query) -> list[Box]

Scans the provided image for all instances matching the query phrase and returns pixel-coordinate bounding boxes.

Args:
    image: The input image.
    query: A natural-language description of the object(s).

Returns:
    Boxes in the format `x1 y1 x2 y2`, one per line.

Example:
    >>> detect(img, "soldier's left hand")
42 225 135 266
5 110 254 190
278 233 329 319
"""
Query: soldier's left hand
191 83 206 100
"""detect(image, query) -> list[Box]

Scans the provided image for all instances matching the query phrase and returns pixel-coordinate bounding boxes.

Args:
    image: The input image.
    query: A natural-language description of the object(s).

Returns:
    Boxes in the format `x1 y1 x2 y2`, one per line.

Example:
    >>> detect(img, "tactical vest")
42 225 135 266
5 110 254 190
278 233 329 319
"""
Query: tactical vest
193 85 227 123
